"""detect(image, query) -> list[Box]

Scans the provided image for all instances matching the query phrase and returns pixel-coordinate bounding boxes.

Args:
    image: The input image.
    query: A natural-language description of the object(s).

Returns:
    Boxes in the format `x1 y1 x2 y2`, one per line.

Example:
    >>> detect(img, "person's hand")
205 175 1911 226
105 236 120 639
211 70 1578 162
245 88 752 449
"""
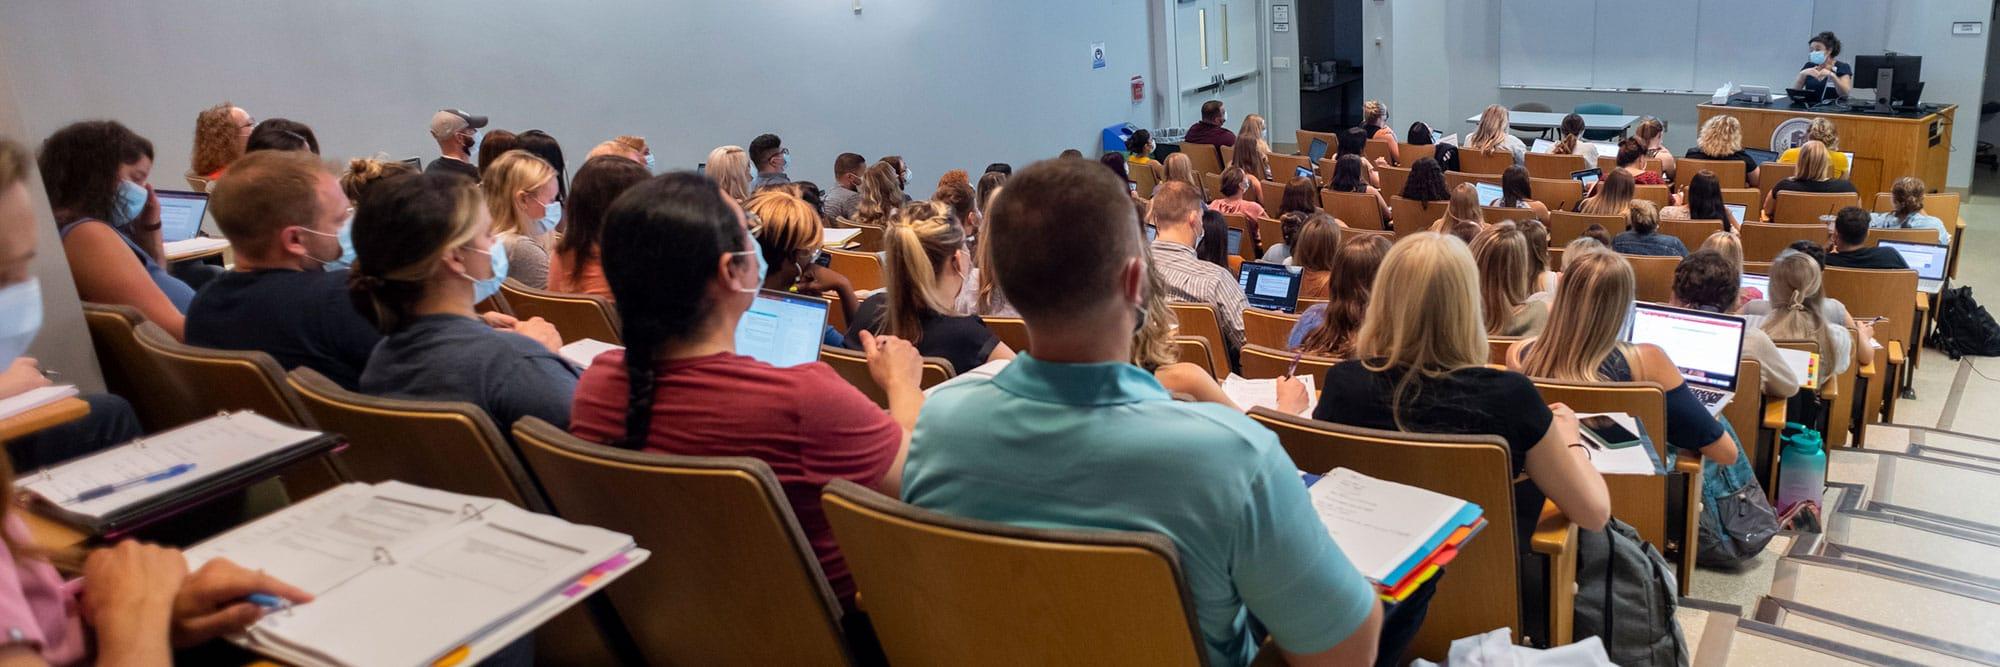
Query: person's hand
514 316 564 353
0 357 52 399
1371 156 1389 168
798 265 852 295
1856 319 1876 344
82 541 186 641
859 330 922 393
134 184 162 234
1671 191 1686 207
1276 376 1310 415
1549 402 1582 448
170 558 314 648
479 311 520 330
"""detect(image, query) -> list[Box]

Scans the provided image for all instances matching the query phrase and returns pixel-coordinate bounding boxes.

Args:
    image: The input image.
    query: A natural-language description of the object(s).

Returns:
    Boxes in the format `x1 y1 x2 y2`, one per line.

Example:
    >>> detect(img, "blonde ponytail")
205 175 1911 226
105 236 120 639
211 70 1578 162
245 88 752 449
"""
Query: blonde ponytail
880 201 965 343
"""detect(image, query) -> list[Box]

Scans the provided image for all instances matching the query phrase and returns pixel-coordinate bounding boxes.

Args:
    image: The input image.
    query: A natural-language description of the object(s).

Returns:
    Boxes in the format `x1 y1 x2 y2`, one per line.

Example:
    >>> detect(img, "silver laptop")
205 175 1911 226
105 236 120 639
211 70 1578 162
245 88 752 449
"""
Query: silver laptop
1623 303 1747 416
733 290 830 368
153 189 209 243
1740 273 1770 302
1878 240 1949 294
1474 181 1504 204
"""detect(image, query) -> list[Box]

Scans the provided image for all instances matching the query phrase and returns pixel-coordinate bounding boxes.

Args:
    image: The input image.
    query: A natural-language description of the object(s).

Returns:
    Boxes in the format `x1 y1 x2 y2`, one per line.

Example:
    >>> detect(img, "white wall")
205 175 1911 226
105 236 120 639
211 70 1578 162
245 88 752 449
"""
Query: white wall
0 1 1163 196
0 47 104 390
1366 0 1992 188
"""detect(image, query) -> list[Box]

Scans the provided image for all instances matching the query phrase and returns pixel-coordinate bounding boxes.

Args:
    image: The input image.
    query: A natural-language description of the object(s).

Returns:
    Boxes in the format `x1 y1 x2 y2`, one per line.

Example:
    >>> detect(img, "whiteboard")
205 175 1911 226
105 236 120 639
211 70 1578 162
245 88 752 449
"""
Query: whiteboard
1500 0 1817 92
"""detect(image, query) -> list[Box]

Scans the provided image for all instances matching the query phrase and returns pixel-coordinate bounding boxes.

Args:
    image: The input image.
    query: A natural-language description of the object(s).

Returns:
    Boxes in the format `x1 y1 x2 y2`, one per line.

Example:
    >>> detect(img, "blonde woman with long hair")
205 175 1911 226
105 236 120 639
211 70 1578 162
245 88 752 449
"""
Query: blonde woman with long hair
846 200 1014 373
850 161 904 228
1472 222 1549 336
480 150 560 288
706 145 752 203
1576 169 1635 216
1466 104 1527 167
1431 183 1485 237
1163 152 1202 197
1698 231 1757 309
1361 100 1401 164
1741 250 1873 386
188 101 251 189
1237 113 1272 155
1313 232 1611 542
1762 140 1854 219
1686 115 1761 186
1509 249 1740 464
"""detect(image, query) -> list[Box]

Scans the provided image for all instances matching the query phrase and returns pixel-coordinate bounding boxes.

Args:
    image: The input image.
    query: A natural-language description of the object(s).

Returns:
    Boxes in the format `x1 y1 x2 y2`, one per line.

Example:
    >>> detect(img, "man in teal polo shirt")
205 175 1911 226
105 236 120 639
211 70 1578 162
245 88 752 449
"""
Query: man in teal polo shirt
901 158 1382 666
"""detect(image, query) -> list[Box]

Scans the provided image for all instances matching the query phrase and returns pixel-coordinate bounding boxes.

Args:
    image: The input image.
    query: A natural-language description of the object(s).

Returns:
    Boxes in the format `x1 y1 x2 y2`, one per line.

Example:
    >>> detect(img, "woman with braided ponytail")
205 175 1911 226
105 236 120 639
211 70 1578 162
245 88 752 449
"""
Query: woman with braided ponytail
567 171 924 612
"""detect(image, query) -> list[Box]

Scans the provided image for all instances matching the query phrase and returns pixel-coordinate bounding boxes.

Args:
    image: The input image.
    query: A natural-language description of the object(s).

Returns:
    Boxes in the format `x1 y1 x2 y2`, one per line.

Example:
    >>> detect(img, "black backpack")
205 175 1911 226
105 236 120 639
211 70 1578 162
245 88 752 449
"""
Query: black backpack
1929 286 2000 359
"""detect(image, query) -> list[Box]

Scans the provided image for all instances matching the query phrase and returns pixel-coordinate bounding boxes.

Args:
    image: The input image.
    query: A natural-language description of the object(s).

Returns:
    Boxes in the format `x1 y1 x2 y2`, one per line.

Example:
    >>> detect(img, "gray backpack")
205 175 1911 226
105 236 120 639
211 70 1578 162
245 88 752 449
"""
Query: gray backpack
1574 519 1688 666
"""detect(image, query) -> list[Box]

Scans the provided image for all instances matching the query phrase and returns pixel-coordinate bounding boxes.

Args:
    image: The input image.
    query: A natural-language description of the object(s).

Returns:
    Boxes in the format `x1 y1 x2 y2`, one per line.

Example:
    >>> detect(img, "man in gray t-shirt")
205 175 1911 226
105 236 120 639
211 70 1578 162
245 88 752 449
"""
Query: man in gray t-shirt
822 152 867 221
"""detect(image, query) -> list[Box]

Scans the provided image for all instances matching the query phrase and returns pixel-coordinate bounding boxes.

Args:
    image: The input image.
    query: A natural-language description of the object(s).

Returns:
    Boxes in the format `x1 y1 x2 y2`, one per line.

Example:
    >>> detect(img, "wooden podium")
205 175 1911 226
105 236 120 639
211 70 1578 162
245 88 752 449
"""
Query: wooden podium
1697 103 1953 199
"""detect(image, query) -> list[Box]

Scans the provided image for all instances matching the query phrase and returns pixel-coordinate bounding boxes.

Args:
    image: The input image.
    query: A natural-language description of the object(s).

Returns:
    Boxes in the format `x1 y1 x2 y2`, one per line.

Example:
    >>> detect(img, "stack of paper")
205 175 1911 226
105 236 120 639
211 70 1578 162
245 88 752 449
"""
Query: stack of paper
1777 347 1820 391
558 338 623 369
188 481 648 667
1308 468 1486 602
0 384 78 421
1221 374 1316 418
163 237 230 259
821 227 862 248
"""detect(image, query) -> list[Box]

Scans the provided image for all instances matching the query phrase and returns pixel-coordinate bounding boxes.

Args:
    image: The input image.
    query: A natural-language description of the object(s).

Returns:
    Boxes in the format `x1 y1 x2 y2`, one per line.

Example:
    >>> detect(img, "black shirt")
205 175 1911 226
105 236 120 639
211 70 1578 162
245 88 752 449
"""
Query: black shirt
425 156 480 182
1314 360 1554 548
1800 61 1852 100
845 292 999 375
1770 177 1856 196
1684 148 1758 175
1827 246 1910 270
186 269 382 389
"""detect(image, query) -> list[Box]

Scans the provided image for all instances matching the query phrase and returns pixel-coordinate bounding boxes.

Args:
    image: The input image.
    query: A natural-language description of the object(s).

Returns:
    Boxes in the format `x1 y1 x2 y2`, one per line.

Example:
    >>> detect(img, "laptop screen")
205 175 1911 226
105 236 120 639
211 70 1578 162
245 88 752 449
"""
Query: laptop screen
1227 228 1243 255
1474 181 1503 204
154 190 208 243
1740 273 1770 302
1725 203 1748 223
1308 138 1329 163
1623 303 1746 392
1236 261 1301 313
1531 138 1556 154
1145 224 1157 242
1743 148 1780 165
733 290 829 368
1878 240 1948 281
1571 168 1601 187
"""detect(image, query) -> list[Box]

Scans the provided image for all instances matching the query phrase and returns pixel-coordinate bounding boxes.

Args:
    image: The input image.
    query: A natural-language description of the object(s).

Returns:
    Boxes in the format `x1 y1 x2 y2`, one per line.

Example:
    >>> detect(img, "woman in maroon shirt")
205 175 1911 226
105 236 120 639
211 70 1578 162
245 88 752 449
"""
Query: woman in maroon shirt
568 172 926 610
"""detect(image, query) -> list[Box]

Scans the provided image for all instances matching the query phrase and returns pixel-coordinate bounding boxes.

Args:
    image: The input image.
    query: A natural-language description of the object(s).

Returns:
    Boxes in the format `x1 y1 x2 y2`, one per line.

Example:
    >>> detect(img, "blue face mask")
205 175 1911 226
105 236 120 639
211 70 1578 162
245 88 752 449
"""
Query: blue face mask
536 201 562 234
294 217 354 271
113 179 147 227
461 245 509 302
644 153 658 173
0 277 42 365
732 236 767 293
1807 51 1826 65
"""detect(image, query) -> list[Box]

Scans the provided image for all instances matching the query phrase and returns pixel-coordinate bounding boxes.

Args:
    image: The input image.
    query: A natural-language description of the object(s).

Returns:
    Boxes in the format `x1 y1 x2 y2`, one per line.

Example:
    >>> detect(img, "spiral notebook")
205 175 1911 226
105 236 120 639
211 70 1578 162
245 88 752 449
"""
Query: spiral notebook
186 481 647 667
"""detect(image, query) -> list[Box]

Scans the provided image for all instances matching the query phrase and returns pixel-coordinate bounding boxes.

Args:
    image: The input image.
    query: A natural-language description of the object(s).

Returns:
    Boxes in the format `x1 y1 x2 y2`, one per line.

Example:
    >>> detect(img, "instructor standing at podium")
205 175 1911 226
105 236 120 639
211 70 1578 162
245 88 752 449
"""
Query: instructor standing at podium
1792 31 1852 101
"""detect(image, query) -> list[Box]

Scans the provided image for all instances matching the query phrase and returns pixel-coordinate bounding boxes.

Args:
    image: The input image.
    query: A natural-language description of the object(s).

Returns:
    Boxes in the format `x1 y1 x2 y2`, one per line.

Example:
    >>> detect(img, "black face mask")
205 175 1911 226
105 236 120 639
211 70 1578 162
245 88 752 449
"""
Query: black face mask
459 133 475 154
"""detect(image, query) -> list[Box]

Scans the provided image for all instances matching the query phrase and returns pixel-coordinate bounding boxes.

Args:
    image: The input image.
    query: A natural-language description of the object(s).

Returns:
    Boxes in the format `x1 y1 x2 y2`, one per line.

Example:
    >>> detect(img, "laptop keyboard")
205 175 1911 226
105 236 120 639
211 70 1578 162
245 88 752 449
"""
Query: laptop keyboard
1690 386 1728 406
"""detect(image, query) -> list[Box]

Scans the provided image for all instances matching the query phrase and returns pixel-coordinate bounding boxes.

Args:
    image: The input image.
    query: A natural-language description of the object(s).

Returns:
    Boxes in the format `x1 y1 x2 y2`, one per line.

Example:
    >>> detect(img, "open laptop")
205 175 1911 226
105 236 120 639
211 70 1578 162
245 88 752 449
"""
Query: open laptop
1237 261 1302 313
1474 181 1504 204
733 290 830 368
1740 273 1770 302
1622 303 1747 416
1725 203 1748 224
1227 228 1244 256
1878 240 1949 294
1531 138 1556 154
1742 148 1780 166
1571 168 1601 187
154 189 209 243
1307 138 1330 164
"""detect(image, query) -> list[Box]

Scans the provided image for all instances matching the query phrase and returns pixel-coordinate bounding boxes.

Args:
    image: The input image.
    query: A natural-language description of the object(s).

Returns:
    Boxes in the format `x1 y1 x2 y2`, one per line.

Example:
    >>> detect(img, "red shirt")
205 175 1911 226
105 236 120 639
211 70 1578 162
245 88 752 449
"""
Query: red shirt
1184 120 1237 147
569 351 901 606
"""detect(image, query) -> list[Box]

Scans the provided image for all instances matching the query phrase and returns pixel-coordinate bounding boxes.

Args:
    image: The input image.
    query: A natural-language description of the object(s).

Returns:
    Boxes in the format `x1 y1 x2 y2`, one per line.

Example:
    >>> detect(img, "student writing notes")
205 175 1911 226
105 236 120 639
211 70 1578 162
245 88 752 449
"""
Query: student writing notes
906 159 1384 666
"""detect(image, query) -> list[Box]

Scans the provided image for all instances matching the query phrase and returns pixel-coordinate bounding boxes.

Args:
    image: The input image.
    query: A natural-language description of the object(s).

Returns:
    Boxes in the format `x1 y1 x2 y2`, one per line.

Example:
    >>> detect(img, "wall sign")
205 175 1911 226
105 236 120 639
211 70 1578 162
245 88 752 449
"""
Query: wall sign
1092 42 1107 69
1952 21 1983 36
1272 4 1291 32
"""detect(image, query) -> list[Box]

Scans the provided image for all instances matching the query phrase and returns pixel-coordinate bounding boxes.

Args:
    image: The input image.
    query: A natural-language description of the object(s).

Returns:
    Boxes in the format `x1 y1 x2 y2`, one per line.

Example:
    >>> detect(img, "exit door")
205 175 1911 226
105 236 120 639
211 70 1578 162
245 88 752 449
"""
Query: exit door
1170 0 1266 134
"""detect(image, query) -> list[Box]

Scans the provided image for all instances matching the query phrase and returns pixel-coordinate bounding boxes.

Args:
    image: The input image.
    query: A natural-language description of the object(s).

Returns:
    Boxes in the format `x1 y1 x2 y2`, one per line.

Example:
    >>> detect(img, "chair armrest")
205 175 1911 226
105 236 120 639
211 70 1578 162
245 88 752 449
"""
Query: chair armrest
1916 295 1930 314
1762 397 1787 430
1887 341 1905 368
1531 505 1576 556
1531 503 1577 647
1857 356 1876 379
1673 449 1703 476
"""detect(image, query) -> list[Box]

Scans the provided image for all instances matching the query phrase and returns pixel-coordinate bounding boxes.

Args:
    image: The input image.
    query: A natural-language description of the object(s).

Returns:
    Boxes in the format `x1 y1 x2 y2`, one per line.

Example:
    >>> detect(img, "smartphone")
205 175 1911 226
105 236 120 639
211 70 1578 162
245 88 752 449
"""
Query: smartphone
1580 415 1643 449
812 249 831 268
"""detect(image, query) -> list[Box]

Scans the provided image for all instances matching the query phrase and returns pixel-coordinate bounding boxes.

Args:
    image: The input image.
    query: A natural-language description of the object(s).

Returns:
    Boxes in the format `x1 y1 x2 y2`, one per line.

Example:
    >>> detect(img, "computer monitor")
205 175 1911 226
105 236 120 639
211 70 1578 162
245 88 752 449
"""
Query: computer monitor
1236 261 1302 313
153 189 209 243
1474 181 1503 204
1308 138 1330 164
733 290 830 368
1877 240 1948 281
1854 54 1924 107
1623 303 1746 394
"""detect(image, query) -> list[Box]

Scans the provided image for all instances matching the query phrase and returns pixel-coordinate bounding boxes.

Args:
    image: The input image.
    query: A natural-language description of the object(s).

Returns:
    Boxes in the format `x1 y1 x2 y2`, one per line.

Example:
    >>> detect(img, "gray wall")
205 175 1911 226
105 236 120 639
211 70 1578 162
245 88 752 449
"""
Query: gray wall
1366 0 1992 188
0 45 104 391
0 0 1165 196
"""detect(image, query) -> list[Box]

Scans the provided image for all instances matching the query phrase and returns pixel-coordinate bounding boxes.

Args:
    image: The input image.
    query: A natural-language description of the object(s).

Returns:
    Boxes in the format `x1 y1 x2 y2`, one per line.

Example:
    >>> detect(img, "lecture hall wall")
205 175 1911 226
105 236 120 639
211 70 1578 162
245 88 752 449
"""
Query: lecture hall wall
1365 0 1991 189
0 0 1166 196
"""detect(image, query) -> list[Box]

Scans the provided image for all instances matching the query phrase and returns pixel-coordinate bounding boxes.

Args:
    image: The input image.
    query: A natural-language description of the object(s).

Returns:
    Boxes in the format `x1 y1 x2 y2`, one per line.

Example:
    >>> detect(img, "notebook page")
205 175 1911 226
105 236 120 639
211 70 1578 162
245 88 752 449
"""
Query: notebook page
0 384 79 421
163 237 229 258
1775 347 1820 390
16 412 319 519
1221 374 1316 417
1308 468 1467 582
558 338 623 369
822 227 861 247
253 505 631 666
185 481 498 595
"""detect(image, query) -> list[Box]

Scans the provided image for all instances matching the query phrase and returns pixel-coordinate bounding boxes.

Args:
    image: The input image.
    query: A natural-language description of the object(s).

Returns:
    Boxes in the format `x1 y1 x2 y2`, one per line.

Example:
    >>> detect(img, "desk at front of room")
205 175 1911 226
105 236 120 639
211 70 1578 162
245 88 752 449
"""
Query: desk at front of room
1697 102 1954 201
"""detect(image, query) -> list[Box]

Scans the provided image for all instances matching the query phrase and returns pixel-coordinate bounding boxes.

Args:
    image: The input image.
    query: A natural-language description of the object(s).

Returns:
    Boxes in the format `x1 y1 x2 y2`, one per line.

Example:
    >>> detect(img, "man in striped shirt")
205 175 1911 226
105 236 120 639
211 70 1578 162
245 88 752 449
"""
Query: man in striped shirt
1148 182 1248 358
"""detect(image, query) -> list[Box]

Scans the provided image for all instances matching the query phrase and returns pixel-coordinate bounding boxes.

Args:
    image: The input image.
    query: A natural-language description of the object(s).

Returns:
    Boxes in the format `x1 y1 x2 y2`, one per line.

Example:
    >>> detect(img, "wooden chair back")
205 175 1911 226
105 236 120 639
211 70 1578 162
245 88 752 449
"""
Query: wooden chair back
1376 165 1411 199
1755 162 1797 204
1525 153 1590 180
1721 359 1764 479
1257 217 1285 251
1488 336 1522 366
825 247 884 292
500 279 621 345
1548 211 1626 245
1173 336 1217 379
1182 143 1225 176
1219 145 1235 168
1530 178 1586 213
1168 302 1232 378
1863 227 1941 246
1222 214 1258 259
83 303 195 431
1673 158 1747 188
1458 148 1513 175
1720 188 1765 221
136 324 313 428
1258 180 1288 215
822 480 1207 666
828 219 884 253
981 317 1030 355
1740 222 1828 262
1242 308 1300 351
1445 171 1501 191
1268 154 1312 180
1390 197 1448 237
1772 191 1860 226
1132 164 1160 198
1294 130 1340 157
1822 267 1918 354
1622 254 1682 304
1598 156 1662 174
1363 138 1396 165
1245 411 1550 658
1323 189 1387 230
1530 380 1680 557
1199 172 1223 201
1239 344 1336 380
1871 191 1960 227
513 418 855 666
1482 206 1539 224
286 366 543 508
1399 142 1437 166
1633 184 1672 207
818 345 954 408
1661 219 1724 252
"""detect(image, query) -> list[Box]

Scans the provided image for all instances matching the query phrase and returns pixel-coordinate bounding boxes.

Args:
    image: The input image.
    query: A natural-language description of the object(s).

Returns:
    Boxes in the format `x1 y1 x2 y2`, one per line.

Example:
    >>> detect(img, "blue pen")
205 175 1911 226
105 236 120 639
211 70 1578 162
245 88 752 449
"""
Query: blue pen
68 463 197 503
245 593 286 609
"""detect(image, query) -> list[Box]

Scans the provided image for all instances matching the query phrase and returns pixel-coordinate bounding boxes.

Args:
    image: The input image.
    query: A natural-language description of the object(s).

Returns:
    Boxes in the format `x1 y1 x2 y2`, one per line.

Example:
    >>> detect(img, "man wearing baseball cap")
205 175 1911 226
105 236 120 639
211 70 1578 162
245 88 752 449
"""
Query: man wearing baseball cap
425 108 487 181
